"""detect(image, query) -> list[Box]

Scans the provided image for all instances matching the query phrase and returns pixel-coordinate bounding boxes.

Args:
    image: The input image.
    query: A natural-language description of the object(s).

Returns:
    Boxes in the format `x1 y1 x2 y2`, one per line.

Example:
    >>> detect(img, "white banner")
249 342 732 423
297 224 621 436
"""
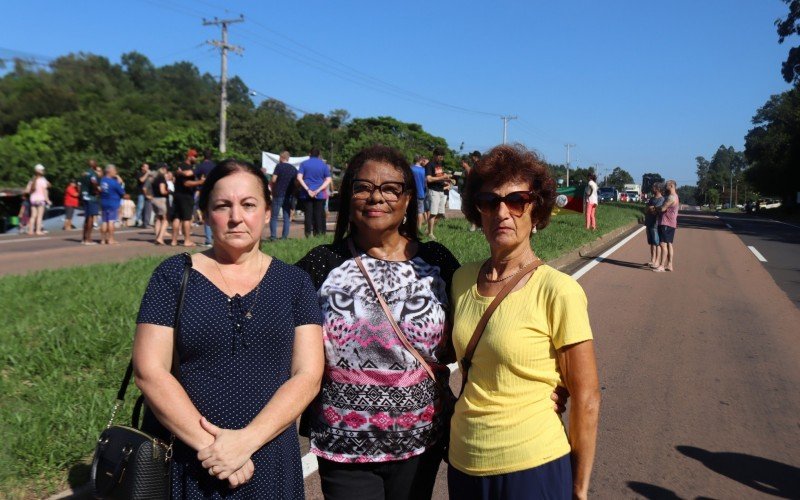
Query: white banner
261 152 310 176
448 187 462 210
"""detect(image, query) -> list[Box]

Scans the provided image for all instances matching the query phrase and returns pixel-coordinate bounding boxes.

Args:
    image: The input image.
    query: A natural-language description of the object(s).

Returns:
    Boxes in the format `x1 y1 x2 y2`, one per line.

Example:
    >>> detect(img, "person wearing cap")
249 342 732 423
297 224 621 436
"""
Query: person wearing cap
63 179 80 231
425 147 451 240
99 164 126 245
25 164 51 235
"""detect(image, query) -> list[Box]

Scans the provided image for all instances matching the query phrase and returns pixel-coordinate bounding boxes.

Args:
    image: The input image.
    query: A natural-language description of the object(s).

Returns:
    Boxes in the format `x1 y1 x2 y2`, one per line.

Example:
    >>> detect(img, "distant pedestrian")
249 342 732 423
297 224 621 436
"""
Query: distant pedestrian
645 182 665 268
26 163 51 235
17 194 30 234
120 193 136 227
297 148 332 237
654 179 679 272
80 159 102 245
420 155 431 222
135 163 155 227
425 147 451 240
151 164 170 245
63 179 80 231
99 164 125 245
411 154 428 228
195 149 217 245
269 150 297 240
171 153 198 247
585 173 598 230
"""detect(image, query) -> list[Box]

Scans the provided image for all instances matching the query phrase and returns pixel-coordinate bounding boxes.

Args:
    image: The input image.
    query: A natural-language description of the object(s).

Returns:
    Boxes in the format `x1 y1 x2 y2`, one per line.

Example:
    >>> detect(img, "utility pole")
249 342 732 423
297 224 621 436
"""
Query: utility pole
729 166 734 209
204 15 244 153
564 143 575 186
501 115 517 144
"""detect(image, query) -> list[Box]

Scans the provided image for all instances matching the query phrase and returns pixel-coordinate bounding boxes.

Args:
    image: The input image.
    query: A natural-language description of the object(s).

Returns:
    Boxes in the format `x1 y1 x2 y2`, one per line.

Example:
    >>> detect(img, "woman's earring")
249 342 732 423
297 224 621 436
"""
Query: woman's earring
403 215 407 224
531 225 537 234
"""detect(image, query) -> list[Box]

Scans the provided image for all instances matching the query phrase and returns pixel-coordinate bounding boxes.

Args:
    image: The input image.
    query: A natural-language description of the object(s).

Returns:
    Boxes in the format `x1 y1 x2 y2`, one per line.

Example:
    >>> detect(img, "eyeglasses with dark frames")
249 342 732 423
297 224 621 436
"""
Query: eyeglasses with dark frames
474 190 535 217
351 179 408 202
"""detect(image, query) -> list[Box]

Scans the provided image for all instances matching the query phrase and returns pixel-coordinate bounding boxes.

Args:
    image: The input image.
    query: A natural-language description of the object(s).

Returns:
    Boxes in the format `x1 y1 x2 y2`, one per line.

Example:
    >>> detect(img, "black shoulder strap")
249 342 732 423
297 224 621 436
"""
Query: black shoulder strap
116 253 192 403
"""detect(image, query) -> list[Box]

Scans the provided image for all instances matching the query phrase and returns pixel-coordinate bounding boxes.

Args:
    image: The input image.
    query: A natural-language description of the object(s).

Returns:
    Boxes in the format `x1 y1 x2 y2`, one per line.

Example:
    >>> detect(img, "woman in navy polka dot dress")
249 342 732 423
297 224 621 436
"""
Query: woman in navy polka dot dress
134 159 324 499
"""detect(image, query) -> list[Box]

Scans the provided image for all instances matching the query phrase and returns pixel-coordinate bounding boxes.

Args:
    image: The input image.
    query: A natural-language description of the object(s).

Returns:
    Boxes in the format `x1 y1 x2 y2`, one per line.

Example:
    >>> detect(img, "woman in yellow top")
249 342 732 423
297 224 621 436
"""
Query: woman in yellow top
449 144 601 500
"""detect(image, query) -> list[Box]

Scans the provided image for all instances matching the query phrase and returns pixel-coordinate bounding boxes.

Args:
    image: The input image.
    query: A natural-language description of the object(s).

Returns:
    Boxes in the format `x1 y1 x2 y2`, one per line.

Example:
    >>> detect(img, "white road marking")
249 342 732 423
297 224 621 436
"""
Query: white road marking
571 226 646 281
725 223 732 229
302 224 646 479
748 246 768 262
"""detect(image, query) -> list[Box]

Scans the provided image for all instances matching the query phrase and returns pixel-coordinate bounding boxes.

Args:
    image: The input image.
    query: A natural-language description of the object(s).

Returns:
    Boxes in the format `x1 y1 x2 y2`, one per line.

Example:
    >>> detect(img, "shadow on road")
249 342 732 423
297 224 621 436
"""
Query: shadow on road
626 481 684 499
676 445 800 498
671 215 726 232
587 256 652 270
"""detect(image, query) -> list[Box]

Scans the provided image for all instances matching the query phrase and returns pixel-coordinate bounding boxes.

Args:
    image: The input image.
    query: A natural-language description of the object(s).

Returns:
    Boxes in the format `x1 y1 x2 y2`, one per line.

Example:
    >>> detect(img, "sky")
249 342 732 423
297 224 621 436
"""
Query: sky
2 0 795 187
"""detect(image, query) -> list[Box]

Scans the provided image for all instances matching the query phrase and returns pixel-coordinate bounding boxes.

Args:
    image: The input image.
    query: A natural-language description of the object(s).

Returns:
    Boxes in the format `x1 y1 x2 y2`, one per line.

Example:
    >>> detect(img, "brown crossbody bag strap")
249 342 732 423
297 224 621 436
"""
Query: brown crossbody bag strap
348 239 437 381
458 258 544 397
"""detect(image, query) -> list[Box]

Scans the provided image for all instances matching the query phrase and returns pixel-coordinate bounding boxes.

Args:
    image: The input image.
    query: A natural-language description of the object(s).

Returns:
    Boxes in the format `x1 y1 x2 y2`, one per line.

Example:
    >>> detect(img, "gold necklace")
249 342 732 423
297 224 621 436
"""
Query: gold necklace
482 255 536 283
214 252 263 319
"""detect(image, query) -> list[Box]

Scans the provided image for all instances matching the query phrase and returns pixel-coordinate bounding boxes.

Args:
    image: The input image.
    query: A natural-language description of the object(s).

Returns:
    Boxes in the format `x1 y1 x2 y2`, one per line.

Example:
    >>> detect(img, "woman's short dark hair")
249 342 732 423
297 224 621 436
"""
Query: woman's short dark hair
588 173 597 181
462 144 556 231
334 145 419 243
198 159 270 213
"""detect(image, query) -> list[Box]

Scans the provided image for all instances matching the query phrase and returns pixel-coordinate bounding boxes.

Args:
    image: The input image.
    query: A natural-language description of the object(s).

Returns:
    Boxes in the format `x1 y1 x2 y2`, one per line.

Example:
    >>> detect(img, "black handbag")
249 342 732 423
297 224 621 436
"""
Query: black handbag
91 253 192 499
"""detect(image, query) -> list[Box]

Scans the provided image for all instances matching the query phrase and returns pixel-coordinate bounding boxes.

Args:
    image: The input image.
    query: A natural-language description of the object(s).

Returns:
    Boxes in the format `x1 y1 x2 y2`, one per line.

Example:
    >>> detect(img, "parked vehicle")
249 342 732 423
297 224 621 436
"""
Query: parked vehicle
598 187 618 202
625 191 640 203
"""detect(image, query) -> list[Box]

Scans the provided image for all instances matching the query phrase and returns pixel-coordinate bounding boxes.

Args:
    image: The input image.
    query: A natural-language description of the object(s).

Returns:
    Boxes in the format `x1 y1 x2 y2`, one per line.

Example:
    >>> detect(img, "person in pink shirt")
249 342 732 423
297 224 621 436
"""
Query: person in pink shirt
26 164 51 235
654 179 679 272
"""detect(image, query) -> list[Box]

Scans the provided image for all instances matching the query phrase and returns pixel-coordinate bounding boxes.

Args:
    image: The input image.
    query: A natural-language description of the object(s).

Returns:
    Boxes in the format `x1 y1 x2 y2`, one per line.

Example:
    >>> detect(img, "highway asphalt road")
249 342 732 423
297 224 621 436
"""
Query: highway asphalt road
716 212 800 308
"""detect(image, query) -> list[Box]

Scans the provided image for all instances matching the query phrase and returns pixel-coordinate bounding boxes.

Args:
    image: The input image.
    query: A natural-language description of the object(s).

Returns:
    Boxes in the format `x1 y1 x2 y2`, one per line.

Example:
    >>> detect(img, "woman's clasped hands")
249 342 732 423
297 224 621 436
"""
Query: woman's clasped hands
197 417 258 489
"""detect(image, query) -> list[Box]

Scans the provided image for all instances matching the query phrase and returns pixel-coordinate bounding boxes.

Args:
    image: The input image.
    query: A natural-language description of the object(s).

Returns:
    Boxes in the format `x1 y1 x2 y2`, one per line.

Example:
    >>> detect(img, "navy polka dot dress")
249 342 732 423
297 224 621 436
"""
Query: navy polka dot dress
137 254 323 499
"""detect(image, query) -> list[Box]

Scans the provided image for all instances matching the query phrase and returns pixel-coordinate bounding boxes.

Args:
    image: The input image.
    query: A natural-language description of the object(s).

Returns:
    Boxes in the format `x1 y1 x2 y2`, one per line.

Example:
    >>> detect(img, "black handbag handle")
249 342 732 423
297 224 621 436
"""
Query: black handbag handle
108 253 193 425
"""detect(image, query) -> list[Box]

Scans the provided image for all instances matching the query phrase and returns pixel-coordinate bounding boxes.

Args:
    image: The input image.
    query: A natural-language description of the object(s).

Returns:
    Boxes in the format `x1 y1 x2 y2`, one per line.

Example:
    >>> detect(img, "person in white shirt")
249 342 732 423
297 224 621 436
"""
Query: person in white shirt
585 173 598 230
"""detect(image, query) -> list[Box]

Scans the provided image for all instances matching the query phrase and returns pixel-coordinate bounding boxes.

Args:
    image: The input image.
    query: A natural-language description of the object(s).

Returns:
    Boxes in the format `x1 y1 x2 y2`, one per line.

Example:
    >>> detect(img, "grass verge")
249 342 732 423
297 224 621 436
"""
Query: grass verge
0 204 642 497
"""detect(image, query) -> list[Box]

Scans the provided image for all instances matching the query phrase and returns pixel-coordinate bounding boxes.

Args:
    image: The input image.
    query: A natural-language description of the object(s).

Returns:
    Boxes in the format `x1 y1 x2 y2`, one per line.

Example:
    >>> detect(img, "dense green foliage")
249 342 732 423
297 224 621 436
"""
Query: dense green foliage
0 52 453 202
0 205 643 497
695 145 751 206
604 167 634 191
744 87 800 206
776 0 800 85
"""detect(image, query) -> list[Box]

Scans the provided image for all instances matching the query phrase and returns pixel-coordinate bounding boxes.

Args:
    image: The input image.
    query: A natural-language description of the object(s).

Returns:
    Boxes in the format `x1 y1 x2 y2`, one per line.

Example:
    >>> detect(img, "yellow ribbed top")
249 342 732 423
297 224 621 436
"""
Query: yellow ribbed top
448 262 593 476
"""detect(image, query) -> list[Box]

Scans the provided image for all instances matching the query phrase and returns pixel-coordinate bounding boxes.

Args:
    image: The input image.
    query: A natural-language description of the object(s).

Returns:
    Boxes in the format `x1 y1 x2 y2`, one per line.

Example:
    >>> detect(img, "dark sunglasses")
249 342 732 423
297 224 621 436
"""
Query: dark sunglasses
474 191 535 216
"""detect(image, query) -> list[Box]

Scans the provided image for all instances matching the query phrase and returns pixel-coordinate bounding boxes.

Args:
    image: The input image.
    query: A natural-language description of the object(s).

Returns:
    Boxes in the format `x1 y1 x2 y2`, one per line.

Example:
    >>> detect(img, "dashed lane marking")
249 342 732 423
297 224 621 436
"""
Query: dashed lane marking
748 246 768 262
725 223 732 229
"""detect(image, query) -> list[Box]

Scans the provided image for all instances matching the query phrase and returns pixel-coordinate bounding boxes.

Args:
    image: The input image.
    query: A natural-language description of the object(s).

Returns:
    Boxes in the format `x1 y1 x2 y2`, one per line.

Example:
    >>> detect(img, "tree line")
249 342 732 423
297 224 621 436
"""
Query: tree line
0 51 451 201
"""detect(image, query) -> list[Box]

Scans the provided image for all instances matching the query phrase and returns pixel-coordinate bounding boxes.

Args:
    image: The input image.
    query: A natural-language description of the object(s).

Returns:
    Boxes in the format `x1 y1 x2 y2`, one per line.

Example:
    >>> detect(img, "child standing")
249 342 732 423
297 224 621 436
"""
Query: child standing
119 193 136 227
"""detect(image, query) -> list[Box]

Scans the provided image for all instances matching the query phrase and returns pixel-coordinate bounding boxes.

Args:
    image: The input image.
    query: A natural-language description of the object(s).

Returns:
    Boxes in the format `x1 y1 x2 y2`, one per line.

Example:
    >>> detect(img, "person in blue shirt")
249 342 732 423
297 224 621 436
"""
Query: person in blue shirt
411 154 428 228
99 164 126 245
296 148 332 237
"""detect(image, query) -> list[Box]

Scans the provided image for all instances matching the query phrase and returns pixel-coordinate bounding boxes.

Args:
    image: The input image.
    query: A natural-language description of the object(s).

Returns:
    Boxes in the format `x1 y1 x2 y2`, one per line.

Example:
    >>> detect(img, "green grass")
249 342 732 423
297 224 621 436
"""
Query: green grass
0 204 642 498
